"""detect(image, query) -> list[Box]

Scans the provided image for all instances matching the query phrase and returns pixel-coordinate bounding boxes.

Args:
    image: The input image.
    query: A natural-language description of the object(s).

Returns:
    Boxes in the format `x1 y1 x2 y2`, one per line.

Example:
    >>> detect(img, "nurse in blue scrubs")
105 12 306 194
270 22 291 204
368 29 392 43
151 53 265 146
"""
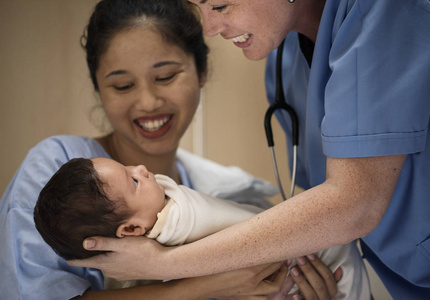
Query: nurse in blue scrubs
73 0 430 298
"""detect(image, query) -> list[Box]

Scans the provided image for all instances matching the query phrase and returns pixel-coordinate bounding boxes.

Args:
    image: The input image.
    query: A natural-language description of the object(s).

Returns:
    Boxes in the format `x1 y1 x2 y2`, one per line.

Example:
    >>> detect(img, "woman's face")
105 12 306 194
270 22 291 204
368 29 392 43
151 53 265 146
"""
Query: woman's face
96 27 202 157
188 0 294 61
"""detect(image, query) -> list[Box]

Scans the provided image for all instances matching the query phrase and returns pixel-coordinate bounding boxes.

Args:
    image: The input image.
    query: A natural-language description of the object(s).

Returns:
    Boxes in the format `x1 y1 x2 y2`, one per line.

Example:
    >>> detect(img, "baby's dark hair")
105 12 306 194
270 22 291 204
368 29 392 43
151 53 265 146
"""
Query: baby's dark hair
81 0 209 91
34 158 133 260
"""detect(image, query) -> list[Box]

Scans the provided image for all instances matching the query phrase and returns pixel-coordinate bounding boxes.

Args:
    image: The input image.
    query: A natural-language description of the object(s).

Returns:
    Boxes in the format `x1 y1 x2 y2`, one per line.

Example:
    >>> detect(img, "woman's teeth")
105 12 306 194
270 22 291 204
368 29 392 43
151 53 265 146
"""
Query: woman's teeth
232 33 250 43
138 116 170 132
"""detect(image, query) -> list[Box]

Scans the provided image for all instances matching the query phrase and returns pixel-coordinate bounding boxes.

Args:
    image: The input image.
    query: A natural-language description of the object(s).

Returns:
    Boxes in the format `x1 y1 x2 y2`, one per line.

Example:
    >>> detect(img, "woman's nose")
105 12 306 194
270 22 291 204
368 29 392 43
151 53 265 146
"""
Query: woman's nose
134 86 163 112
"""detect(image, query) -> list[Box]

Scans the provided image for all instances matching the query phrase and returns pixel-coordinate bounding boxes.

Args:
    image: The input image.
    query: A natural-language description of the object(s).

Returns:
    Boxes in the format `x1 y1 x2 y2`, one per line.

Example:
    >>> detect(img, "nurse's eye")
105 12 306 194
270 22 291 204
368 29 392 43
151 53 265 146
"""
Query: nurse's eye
212 5 227 12
114 83 134 91
132 178 138 187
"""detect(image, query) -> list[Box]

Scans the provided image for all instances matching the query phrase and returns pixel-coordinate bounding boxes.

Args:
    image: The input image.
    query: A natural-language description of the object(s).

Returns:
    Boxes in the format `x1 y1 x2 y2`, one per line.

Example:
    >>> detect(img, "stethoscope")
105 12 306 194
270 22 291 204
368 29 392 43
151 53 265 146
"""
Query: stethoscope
264 39 299 201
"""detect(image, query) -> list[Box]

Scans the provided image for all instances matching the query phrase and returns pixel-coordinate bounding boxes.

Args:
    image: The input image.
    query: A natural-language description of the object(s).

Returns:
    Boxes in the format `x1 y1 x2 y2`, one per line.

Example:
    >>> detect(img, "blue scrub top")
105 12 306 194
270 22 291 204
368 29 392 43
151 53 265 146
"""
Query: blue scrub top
265 0 430 297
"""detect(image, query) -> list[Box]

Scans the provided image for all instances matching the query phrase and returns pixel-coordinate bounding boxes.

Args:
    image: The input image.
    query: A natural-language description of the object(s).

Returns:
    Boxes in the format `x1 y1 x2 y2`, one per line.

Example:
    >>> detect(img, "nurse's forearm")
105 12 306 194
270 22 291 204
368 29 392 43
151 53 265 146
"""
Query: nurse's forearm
163 155 405 279
166 184 360 278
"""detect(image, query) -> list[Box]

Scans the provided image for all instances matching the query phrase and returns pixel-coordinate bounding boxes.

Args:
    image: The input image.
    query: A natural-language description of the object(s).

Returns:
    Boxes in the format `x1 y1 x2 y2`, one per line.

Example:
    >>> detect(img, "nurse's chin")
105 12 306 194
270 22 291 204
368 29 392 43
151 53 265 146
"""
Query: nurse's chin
242 48 271 61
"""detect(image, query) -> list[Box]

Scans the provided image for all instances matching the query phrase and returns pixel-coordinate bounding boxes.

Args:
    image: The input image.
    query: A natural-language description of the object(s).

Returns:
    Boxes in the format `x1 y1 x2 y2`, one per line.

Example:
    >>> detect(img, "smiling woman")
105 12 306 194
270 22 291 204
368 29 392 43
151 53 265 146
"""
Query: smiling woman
93 27 202 169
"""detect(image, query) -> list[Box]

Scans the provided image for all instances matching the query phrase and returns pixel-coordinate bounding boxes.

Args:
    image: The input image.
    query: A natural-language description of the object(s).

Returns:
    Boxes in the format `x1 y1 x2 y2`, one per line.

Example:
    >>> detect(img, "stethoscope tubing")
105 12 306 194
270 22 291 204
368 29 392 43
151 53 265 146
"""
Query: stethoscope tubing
264 39 299 201
269 145 297 200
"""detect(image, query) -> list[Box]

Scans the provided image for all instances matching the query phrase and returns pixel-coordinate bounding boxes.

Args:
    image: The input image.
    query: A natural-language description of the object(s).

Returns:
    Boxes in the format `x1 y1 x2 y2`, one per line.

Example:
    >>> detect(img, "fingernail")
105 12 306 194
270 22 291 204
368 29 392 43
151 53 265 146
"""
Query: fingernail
297 257 306 265
286 259 293 267
291 267 300 277
306 253 316 261
83 238 96 249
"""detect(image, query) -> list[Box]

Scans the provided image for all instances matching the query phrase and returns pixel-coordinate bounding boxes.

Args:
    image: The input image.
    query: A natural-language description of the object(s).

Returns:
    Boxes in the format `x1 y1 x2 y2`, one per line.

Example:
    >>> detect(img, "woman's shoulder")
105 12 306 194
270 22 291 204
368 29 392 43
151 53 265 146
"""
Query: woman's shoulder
32 135 105 155
3 135 109 209
24 135 108 167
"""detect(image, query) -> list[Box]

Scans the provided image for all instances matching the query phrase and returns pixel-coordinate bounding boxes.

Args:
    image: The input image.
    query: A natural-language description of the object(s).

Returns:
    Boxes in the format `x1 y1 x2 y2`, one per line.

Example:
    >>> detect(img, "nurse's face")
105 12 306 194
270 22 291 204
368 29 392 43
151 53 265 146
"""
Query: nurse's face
189 0 295 60
96 27 202 157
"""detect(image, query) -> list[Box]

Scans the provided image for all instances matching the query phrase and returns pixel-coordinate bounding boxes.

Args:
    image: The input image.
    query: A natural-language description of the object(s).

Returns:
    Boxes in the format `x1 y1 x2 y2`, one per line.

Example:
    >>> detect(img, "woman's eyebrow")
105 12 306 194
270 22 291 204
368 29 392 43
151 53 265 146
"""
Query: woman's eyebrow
105 70 128 79
104 61 180 79
153 61 181 68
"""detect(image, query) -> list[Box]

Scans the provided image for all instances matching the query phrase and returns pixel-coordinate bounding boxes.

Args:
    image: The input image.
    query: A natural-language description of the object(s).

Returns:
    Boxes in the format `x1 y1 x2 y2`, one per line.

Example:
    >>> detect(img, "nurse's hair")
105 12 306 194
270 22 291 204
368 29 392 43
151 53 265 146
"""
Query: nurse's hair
81 0 209 91
34 158 133 260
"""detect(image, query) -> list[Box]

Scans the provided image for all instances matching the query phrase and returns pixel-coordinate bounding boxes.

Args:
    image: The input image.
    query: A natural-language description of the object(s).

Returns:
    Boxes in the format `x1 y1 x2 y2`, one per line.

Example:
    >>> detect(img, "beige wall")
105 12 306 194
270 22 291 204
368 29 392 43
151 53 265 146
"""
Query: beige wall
0 0 101 193
0 1 390 298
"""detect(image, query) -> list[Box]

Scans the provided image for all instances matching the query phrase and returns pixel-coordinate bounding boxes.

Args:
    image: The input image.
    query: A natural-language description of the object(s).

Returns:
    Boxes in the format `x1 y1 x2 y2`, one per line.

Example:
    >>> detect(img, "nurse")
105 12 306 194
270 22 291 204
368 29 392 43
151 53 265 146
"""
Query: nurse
72 0 430 298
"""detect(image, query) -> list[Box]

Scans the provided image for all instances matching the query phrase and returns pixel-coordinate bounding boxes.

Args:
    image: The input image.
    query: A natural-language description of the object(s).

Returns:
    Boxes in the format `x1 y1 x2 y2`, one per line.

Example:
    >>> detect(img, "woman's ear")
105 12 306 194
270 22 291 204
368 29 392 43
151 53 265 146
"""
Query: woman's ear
199 70 208 88
116 223 146 238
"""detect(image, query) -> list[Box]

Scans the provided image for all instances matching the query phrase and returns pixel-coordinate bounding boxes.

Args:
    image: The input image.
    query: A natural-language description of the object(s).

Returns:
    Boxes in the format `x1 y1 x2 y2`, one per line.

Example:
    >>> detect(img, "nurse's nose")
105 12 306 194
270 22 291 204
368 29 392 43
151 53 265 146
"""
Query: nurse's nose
200 9 225 37
134 85 164 112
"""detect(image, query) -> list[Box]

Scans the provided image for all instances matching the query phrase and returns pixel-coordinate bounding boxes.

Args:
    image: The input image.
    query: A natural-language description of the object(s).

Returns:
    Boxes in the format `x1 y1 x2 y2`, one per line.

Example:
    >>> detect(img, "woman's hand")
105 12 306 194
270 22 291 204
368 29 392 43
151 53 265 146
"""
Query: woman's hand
207 261 289 299
269 254 342 300
68 236 168 280
76 261 289 300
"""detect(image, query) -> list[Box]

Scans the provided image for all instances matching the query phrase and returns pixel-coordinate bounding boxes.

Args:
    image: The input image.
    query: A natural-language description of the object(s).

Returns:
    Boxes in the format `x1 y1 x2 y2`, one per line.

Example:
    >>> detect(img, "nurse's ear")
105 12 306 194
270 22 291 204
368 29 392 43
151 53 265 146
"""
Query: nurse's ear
116 223 146 237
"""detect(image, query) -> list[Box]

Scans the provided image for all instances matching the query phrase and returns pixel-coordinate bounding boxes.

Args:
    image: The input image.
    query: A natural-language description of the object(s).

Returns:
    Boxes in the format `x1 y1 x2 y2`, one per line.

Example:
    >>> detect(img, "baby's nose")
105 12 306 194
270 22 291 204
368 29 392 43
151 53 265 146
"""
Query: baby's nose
136 165 149 177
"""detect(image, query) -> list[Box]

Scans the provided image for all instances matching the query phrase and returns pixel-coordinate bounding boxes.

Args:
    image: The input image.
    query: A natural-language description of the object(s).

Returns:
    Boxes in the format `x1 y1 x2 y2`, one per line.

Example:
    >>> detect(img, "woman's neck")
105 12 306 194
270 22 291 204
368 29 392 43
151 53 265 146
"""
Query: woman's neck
96 133 181 184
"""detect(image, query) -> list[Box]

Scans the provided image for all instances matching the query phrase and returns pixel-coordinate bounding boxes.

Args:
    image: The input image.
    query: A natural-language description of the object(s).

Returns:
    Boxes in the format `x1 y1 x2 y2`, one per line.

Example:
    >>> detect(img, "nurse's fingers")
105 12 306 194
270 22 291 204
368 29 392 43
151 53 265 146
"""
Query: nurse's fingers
82 236 117 251
67 236 166 281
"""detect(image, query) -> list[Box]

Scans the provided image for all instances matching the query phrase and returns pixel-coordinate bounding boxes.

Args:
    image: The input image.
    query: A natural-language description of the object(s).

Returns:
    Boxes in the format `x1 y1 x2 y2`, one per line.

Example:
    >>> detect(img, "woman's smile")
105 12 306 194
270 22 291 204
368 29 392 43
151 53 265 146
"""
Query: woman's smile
134 114 174 139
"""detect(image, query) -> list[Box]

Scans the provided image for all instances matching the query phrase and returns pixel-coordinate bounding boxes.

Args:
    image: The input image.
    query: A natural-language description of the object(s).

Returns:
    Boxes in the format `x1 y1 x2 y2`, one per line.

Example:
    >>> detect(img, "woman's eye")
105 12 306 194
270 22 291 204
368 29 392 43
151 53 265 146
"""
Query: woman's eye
133 178 138 187
156 73 176 82
212 5 227 12
114 84 134 91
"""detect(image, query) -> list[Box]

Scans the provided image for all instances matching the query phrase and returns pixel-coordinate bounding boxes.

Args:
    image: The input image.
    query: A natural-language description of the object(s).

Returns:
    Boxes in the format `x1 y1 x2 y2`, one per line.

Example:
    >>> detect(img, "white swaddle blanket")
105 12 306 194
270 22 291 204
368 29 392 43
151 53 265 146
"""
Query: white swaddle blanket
106 175 370 299
145 174 263 245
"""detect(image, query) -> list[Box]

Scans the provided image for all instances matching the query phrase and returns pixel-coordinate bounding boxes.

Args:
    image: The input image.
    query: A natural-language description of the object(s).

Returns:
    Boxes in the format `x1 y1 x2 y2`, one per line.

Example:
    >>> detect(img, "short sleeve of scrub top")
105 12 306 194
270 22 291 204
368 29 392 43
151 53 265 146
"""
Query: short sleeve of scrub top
319 0 430 158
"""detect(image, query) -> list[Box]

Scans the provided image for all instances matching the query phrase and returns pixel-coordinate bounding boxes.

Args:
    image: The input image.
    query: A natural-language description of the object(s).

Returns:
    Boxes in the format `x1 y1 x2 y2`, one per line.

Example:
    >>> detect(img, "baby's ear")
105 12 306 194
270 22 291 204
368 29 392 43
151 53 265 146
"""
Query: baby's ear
116 223 145 238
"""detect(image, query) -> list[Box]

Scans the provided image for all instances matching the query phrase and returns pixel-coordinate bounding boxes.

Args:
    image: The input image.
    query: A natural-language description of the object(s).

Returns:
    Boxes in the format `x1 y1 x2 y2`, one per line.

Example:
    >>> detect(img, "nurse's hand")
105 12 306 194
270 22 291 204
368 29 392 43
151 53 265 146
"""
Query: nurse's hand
209 261 289 299
67 236 168 280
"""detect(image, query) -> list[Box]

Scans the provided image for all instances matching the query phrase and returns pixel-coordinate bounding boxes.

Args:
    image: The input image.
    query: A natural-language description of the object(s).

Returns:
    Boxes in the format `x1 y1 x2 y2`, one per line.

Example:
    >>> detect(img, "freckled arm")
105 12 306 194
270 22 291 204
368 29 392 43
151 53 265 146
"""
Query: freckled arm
162 154 406 278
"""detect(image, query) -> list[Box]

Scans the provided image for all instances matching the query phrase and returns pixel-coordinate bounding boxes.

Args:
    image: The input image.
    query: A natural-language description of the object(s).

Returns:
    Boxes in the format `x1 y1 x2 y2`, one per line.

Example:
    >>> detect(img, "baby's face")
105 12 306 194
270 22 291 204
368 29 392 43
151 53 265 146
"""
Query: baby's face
91 158 165 232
